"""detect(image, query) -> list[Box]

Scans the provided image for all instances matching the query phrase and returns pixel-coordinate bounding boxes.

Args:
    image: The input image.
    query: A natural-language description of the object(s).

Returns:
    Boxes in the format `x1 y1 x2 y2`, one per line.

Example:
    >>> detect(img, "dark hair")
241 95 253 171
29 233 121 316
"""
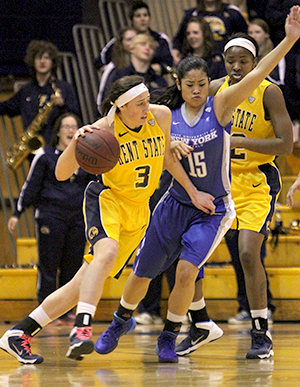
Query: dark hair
129 1 150 20
50 112 82 146
196 0 223 12
151 56 209 110
182 16 216 59
111 27 136 68
224 33 259 58
24 40 61 76
102 75 145 116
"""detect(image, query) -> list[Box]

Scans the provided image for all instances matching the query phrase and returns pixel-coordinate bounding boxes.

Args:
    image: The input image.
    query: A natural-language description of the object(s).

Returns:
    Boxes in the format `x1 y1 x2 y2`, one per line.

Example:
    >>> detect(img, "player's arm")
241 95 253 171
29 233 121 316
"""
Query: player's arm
209 78 225 97
151 104 215 214
215 6 300 126
231 85 293 155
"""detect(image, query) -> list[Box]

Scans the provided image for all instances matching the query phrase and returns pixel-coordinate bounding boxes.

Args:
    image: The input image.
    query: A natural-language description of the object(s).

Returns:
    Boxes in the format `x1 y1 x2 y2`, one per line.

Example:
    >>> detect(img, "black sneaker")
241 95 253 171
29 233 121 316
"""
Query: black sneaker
246 329 274 359
66 326 94 360
0 329 43 364
176 320 223 356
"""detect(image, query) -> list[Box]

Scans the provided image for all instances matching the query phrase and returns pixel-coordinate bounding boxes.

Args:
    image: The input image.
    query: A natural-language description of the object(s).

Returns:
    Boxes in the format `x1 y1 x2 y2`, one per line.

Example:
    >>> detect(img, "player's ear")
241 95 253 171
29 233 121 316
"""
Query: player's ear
176 79 181 90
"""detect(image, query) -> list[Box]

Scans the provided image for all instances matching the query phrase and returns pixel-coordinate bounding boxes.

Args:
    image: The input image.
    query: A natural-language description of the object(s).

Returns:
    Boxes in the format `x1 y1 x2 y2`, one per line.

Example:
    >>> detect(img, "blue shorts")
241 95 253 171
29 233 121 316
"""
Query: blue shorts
133 193 235 279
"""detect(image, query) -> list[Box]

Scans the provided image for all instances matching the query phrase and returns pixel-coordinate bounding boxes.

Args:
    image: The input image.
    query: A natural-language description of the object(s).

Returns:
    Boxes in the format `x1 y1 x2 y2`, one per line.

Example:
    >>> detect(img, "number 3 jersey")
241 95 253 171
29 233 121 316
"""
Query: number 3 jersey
169 98 232 210
102 111 165 205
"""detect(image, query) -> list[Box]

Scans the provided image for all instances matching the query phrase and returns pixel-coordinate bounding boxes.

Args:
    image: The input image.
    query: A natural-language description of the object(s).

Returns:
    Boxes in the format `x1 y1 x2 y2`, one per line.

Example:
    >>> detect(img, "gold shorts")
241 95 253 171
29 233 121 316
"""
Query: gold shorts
230 164 281 236
83 181 150 278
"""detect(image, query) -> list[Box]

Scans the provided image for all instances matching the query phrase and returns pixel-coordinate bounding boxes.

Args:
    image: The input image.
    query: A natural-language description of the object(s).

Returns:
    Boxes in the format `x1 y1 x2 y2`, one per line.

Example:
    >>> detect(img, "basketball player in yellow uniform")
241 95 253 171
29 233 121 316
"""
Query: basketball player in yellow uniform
0 74 210 364
177 32 293 359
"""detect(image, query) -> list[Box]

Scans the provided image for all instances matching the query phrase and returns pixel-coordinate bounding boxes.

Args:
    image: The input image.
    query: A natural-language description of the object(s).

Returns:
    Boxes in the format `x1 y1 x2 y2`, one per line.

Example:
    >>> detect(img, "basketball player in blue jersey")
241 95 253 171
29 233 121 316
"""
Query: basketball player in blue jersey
95 6 300 363
176 31 295 360
0 75 208 365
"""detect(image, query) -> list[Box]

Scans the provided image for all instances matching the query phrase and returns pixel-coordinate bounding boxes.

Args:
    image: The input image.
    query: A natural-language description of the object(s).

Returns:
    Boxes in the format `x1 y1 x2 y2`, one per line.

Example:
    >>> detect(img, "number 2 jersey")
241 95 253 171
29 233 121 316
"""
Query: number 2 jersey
169 98 233 212
102 111 165 205
218 77 278 172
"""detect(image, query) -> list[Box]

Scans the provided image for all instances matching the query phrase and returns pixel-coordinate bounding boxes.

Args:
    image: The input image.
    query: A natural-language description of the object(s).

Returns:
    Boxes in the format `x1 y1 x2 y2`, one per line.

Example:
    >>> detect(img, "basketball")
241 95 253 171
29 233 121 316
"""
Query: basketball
75 128 120 175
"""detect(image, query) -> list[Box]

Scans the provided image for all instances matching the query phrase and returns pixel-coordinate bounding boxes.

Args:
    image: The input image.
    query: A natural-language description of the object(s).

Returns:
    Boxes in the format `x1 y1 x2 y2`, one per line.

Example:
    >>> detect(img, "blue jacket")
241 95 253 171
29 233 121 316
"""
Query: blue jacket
15 146 94 220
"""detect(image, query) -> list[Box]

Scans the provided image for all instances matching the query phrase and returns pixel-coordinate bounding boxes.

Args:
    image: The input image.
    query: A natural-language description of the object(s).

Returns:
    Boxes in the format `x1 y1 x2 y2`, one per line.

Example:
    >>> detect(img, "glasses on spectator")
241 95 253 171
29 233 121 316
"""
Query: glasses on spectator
61 124 78 130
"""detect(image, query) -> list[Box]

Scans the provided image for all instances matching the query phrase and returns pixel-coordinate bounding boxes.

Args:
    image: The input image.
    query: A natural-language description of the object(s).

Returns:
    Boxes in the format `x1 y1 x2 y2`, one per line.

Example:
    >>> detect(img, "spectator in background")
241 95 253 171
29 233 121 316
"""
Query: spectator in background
95 1 173 75
172 0 248 65
0 40 81 147
248 18 286 86
180 16 227 80
96 27 137 115
264 0 300 124
7 112 93 322
246 0 267 20
98 33 168 111
286 169 300 207
95 27 136 72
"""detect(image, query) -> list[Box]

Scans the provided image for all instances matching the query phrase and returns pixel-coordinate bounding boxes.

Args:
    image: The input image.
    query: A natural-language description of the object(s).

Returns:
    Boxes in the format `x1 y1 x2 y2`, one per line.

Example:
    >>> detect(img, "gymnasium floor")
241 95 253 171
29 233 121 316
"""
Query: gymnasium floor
0 322 300 386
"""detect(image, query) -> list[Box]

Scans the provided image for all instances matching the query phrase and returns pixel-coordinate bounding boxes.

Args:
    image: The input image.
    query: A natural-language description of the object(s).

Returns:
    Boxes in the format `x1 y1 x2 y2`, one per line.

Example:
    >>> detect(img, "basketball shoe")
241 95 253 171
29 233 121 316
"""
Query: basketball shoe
156 331 178 363
66 326 94 360
0 329 43 364
175 320 223 356
95 312 136 354
246 329 274 359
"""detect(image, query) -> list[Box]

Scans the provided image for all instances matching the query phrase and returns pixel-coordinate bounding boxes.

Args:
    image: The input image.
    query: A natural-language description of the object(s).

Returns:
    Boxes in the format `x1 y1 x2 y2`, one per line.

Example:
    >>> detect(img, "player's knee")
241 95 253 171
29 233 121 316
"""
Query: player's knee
176 262 198 288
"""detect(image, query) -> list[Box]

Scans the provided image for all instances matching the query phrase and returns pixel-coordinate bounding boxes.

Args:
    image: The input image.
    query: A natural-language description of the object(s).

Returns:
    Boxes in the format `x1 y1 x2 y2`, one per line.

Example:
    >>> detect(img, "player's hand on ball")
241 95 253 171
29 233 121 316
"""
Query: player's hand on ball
74 124 99 141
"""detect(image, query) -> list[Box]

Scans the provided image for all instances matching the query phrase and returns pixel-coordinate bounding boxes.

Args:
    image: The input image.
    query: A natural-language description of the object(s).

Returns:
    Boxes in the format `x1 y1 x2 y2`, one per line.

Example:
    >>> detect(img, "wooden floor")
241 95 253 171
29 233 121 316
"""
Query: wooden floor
0 322 300 386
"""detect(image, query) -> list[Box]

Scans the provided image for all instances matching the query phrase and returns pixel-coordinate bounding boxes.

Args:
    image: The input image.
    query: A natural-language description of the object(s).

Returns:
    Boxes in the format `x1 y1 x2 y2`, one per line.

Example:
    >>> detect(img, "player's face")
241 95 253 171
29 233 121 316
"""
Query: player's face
122 30 137 52
132 8 150 32
57 116 78 150
186 22 204 51
120 91 150 128
224 47 256 85
34 52 53 75
248 24 268 48
177 69 209 110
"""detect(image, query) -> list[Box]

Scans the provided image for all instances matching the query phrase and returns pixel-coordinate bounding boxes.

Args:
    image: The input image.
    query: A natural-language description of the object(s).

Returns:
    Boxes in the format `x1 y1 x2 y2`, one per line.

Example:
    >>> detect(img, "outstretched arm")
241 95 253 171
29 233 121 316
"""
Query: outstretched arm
215 6 300 126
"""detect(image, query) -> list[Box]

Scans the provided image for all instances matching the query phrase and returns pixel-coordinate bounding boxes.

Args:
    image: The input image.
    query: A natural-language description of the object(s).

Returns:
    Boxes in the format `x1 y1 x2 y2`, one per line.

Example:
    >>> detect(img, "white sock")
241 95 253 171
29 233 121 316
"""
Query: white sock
166 310 186 323
29 305 52 327
76 302 96 317
250 308 268 320
120 296 138 311
189 297 206 311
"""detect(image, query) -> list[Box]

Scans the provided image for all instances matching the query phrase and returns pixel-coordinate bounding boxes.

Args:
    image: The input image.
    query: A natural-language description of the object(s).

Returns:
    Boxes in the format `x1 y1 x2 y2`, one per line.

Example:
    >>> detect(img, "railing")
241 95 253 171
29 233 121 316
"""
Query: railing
72 24 105 123
98 0 196 43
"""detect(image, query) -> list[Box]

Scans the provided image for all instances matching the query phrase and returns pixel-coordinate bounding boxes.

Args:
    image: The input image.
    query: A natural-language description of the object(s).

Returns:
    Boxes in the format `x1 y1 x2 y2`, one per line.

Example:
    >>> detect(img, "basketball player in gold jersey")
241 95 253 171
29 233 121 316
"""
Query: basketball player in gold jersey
176 31 294 360
0 74 213 364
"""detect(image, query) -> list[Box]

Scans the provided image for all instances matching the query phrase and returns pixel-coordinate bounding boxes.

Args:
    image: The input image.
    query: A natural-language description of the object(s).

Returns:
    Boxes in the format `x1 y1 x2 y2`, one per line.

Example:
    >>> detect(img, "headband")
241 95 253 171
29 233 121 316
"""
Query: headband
107 83 149 126
224 38 257 58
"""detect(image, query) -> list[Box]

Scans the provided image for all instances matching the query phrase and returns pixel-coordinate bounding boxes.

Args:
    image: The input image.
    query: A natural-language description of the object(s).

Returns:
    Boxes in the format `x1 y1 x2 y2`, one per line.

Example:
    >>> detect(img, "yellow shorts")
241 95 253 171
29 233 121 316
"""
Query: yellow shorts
83 181 150 278
230 164 281 236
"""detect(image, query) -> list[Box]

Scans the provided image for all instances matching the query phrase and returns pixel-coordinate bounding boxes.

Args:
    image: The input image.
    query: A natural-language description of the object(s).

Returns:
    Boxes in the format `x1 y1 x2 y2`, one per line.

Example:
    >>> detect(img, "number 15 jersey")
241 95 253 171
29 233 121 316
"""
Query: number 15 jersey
170 98 232 211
